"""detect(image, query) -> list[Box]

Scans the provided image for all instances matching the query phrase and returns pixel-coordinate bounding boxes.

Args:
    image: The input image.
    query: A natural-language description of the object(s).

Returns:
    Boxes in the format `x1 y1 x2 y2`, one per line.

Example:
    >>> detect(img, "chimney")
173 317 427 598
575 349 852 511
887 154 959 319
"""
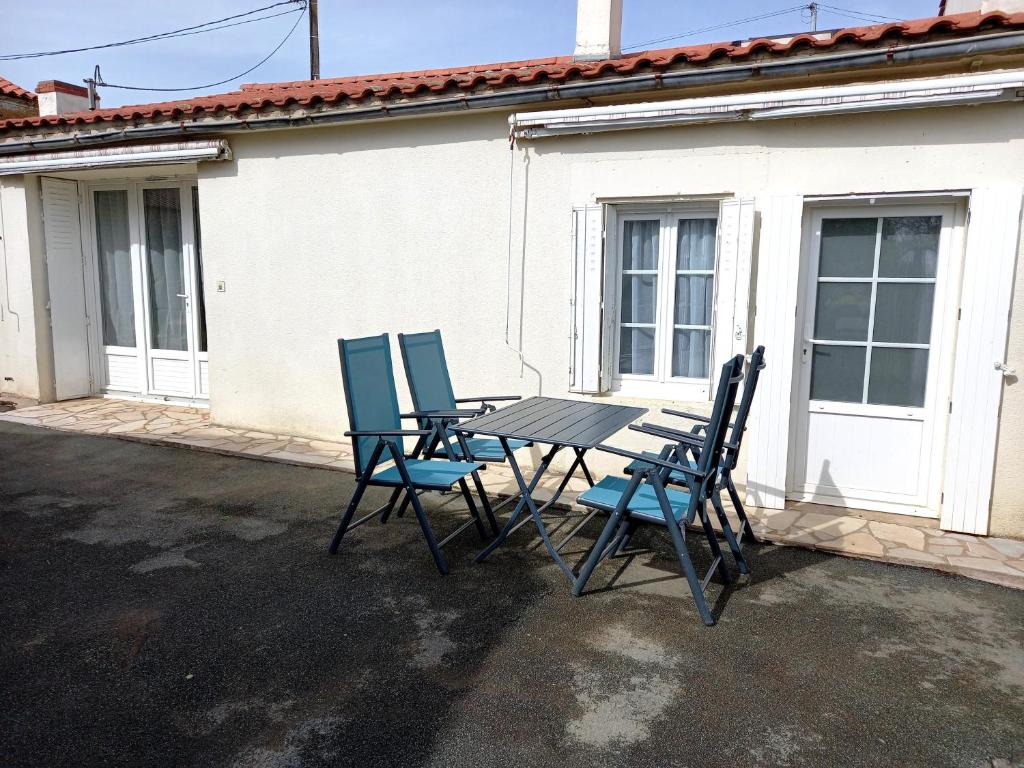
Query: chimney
573 0 623 61
35 80 96 116
940 0 1024 12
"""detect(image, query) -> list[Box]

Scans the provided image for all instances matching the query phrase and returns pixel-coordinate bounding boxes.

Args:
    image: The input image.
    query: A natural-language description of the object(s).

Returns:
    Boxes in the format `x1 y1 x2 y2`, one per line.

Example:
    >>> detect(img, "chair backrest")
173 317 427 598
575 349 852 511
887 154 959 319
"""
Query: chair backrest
397 330 459 415
724 345 766 465
338 334 404 476
691 354 745 496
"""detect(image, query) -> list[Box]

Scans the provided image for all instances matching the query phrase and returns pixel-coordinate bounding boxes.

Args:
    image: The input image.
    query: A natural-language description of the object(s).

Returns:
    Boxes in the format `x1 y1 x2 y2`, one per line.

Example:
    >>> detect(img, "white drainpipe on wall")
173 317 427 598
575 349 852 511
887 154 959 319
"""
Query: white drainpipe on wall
510 69 1024 138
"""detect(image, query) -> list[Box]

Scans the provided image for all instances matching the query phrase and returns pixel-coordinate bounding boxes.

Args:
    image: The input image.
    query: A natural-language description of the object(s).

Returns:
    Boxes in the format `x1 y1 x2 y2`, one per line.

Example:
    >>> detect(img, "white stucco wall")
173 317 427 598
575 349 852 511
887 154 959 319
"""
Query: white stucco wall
196 101 1024 534
0 175 50 401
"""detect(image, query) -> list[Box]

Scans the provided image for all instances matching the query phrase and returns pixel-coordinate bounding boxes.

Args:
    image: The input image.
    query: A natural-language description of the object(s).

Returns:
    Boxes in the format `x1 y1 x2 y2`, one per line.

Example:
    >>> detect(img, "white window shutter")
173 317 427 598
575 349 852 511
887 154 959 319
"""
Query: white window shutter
746 195 804 510
600 205 618 392
569 204 604 393
41 177 92 400
941 185 1023 535
712 197 756 388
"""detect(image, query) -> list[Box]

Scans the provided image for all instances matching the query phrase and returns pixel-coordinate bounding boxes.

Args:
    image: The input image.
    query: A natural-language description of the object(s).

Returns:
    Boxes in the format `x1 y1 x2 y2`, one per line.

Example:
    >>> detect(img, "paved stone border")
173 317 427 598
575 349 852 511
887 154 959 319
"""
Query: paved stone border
3 398 1022 590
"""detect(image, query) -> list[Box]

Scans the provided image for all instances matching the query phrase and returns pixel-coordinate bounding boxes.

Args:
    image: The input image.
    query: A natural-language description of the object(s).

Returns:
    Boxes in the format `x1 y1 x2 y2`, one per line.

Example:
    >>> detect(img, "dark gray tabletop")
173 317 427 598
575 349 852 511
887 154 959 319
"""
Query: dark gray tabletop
452 396 647 449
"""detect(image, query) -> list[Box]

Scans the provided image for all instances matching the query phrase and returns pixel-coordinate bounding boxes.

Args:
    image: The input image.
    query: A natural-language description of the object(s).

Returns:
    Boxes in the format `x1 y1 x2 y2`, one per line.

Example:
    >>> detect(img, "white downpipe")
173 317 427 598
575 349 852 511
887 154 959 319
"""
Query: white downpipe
0 140 231 176
511 70 1024 138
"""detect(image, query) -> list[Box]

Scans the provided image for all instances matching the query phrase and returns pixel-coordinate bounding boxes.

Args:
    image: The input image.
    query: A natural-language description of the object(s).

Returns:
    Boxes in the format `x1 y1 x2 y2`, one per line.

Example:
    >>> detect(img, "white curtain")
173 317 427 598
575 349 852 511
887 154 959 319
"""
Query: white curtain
673 218 716 377
620 220 659 374
94 191 135 347
144 189 187 351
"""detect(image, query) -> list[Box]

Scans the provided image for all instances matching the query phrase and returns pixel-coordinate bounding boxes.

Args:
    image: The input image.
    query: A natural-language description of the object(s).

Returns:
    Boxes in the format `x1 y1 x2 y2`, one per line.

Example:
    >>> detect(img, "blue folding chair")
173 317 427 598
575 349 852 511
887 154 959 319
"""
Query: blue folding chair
329 334 496 575
571 355 745 626
397 330 530 463
622 345 767 574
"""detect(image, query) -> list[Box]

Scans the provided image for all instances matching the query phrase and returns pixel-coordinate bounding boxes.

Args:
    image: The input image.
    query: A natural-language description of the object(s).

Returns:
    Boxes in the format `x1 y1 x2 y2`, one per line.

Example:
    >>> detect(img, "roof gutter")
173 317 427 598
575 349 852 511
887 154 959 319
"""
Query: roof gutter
1 28 1023 156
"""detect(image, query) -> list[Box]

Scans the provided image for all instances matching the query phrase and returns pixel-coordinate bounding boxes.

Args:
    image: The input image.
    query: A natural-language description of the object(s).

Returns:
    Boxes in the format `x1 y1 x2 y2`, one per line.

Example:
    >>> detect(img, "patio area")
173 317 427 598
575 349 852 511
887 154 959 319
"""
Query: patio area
1 419 1022 767
2 397 1023 589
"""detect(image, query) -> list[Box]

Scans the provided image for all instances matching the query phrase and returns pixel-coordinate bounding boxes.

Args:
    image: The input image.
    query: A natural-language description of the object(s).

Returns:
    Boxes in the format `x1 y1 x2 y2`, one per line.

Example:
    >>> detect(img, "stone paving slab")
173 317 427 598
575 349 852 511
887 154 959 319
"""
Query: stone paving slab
4 397 1023 590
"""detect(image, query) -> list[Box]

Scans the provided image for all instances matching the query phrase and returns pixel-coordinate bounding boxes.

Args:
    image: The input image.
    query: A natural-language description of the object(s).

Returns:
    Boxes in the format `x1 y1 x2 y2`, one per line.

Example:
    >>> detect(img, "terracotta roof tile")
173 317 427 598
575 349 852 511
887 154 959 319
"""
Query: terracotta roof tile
3 10 1023 132
0 76 36 102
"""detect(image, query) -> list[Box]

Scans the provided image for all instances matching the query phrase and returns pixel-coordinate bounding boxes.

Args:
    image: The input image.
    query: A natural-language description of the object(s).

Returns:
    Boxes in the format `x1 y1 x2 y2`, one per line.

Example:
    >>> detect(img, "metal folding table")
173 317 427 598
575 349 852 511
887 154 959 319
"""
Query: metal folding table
452 396 647 581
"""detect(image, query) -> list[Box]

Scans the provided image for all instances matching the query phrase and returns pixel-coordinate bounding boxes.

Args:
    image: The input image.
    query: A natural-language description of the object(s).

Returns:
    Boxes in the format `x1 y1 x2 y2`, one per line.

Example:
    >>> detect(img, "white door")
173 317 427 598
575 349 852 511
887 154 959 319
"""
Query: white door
41 177 92 400
790 205 959 517
87 180 207 400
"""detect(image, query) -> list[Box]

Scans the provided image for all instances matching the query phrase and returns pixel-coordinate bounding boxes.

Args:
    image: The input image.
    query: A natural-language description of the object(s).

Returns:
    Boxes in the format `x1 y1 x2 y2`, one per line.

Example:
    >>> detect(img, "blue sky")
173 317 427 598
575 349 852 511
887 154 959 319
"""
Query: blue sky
2 1 940 107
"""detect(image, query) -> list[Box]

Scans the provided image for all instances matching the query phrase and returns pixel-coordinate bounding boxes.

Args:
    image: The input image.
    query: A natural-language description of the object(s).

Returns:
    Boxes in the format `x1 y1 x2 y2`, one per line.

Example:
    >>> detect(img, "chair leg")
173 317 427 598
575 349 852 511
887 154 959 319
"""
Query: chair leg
470 470 500 536
378 487 404 525
698 499 734 586
711 489 750 575
726 475 756 543
456 478 489 541
404 488 450 575
664 517 715 626
611 519 637 556
329 474 372 554
571 509 627 597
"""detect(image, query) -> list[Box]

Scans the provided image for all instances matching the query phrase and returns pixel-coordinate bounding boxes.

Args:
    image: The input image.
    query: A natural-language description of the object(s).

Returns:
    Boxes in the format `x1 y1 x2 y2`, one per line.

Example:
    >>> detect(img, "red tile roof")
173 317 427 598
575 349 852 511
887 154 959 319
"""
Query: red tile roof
0 76 36 103
3 10 1023 133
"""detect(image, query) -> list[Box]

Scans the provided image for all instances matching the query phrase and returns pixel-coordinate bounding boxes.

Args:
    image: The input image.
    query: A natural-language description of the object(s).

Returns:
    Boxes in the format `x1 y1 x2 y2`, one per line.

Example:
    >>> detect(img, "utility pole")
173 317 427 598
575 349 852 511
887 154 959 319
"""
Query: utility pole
808 2 818 32
309 0 320 80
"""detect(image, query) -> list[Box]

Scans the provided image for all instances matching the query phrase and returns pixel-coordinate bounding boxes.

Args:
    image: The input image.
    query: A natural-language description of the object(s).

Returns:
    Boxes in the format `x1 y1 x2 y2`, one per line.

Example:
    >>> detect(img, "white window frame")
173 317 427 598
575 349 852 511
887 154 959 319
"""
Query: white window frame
609 203 719 400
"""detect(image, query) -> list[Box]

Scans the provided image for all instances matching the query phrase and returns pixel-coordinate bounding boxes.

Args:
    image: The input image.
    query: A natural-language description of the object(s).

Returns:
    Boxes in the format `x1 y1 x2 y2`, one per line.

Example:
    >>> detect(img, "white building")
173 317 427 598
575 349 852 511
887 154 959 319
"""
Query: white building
1 4 1023 540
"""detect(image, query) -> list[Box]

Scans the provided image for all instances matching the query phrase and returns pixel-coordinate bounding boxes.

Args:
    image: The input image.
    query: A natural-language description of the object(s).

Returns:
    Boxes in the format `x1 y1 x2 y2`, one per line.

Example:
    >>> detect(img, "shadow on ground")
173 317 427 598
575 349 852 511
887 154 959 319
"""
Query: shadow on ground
1 422 1022 768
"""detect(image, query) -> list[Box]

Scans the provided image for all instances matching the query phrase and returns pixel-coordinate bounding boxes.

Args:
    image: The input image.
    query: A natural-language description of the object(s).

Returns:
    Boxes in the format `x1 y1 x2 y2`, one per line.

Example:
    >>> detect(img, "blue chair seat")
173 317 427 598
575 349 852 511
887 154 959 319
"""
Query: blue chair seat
577 475 692 525
432 436 530 462
372 458 483 491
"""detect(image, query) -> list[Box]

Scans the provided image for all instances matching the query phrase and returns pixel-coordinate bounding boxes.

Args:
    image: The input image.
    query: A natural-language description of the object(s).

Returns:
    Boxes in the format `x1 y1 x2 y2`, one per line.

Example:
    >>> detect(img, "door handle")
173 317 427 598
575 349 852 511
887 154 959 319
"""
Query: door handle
176 293 188 298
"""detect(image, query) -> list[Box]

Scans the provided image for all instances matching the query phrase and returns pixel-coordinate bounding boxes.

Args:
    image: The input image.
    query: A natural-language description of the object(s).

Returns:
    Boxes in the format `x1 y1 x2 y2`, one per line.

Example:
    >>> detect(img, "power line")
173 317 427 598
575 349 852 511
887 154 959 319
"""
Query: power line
0 1 304 61
816 4 900 22
98 4 307 93
623 5 809 51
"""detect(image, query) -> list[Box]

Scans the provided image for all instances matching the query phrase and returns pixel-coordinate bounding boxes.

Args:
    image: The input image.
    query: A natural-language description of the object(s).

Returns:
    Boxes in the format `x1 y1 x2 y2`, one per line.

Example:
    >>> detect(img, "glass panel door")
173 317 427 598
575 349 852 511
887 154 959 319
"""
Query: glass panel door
671 217 716 378
93 190 135 348
143 188 187 352
809 215 940 407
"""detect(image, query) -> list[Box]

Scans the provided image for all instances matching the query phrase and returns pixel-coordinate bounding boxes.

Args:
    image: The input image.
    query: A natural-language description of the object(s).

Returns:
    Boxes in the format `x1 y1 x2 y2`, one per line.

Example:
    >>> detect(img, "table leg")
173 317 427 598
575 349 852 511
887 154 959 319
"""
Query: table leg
475 443 561 563
496 439 578 582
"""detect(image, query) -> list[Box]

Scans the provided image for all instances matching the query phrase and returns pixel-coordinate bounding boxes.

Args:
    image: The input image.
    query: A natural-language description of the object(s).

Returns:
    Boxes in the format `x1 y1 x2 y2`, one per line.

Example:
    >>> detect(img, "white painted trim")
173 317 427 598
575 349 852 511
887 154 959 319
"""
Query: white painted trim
746 195 804 510
569 204 603 393
941 185 1024 535
511 70 1024 138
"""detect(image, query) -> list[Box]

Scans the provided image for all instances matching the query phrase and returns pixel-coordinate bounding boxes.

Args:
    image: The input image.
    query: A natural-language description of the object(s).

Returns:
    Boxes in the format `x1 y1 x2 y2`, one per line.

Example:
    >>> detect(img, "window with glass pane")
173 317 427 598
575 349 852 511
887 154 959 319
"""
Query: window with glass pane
672 218 716 378
619 220 659 375
144 188 187 351
93 190 135 347
810 214 940 408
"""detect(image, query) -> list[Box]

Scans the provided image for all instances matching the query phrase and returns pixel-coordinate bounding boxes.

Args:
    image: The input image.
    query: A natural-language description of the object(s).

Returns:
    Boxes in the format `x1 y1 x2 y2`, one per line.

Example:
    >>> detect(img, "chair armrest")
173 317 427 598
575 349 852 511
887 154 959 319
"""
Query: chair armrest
595 444 706 479
345 429 433 437
630 423 705 448
661 408 711 424
455 395 521 403
401 409 483 419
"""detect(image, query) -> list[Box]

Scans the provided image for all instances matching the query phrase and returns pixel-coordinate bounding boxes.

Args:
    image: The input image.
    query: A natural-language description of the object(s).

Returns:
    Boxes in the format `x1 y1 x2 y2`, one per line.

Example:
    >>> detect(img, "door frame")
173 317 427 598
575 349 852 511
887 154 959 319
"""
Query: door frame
786 199 966 517
80 175 207 404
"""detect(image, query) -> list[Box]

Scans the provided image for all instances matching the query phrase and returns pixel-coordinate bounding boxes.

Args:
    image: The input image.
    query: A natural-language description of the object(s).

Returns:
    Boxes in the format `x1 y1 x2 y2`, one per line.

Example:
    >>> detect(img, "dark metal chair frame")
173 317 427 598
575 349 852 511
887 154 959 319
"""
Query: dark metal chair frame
328 334 498 575
396 330 530 520
571 355 746 625
626 345 767 574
